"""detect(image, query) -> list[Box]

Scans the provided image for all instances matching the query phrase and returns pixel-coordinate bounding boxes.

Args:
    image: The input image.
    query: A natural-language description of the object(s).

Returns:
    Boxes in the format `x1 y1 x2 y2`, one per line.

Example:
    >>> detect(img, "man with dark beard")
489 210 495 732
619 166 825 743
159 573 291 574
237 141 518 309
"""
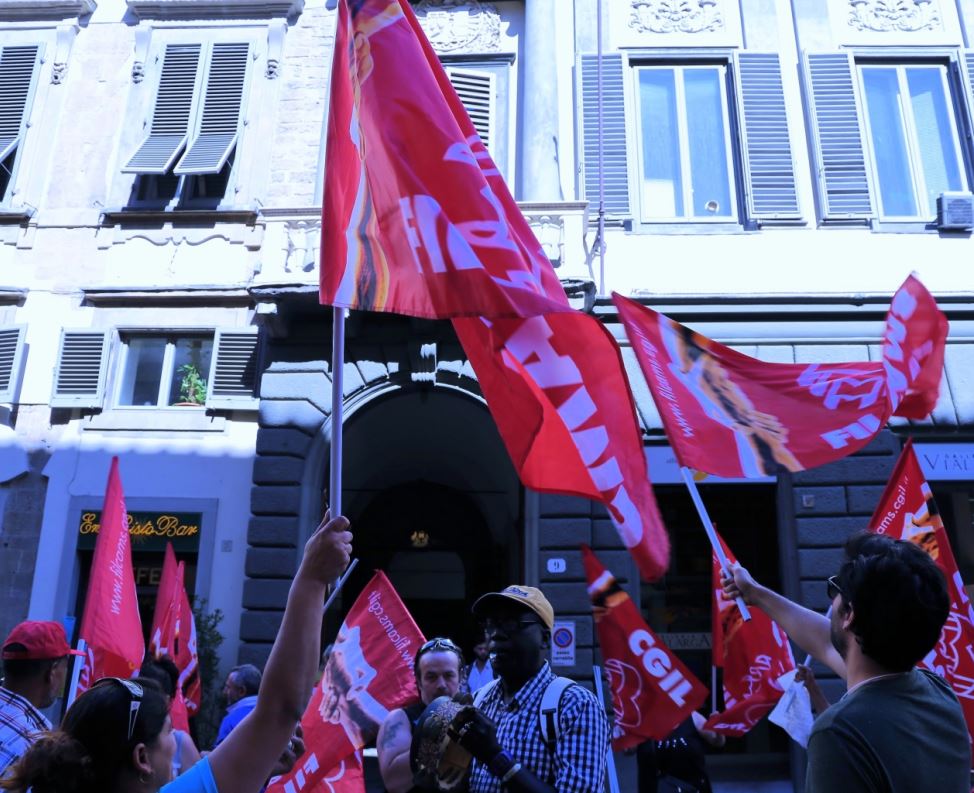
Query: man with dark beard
723 531 970 792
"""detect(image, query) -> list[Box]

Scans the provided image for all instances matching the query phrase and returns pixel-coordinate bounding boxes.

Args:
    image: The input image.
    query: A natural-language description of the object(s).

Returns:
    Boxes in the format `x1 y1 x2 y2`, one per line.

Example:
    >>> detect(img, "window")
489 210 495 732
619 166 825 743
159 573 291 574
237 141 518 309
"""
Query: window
123 41 250 209
578 52 801 227
0 45 42 205
117 335 213 407
443 58 512 183
859 64 968 220
634 64 736 221
804 52 974 224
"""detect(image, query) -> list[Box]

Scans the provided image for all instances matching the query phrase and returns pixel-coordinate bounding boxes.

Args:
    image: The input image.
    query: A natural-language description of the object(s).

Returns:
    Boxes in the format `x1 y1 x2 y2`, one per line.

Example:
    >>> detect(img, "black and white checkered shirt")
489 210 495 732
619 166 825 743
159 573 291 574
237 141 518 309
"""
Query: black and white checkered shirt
0 686 50 778
468 662 609 793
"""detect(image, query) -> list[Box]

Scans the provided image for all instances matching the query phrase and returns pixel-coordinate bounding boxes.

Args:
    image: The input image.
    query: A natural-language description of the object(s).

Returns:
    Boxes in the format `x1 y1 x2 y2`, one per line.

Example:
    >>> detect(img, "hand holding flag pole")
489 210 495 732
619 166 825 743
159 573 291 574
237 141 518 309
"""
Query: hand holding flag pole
681 467 750 622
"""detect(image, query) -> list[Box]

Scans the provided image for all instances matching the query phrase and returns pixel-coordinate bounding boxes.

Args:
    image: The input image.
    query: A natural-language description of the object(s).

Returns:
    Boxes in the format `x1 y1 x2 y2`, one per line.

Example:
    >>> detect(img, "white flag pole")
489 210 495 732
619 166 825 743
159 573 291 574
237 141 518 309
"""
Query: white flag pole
65 638 86 709
592 664 621 793
329 307 346 518
680 467 751 621
322 558 359 614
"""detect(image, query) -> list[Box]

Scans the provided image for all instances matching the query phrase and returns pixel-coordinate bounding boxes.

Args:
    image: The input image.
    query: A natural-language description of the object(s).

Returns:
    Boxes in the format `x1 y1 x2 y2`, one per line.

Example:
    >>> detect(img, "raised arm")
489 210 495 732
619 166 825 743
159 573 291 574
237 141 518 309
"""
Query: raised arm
722 563 846 679
208 512 352 793
377 708 414 793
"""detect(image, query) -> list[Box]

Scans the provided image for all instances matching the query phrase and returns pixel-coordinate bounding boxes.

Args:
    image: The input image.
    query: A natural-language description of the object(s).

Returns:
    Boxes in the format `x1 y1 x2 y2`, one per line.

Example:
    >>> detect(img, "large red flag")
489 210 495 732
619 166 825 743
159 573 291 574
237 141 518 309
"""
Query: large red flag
266 572 424 793
705 533 795 736
868 440 974 742
150 543 178 648
321 0 568 319
75 457 144 696
455 315 670 580
271 751 365 793
582 546 707 748
614 275 947 478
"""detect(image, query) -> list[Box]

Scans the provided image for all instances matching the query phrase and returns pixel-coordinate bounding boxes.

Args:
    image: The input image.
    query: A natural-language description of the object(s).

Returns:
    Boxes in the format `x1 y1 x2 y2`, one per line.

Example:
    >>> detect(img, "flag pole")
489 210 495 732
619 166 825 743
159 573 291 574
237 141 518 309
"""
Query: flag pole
329 307 346 518
323 557 359 614
711 664 717 715
65 638 86 709
680 467 751 621
592 664 621 793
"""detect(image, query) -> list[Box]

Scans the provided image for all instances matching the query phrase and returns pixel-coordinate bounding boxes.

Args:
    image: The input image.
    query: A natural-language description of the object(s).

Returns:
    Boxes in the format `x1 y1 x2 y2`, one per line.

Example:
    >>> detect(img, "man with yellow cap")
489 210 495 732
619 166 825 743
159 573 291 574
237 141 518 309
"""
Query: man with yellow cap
454 586 608 793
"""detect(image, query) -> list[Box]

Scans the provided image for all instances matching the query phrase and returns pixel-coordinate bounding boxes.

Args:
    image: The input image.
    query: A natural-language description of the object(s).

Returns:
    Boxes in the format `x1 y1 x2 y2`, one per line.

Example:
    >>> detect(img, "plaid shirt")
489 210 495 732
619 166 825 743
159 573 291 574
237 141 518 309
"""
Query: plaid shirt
0 686 51 778
468 663 608 793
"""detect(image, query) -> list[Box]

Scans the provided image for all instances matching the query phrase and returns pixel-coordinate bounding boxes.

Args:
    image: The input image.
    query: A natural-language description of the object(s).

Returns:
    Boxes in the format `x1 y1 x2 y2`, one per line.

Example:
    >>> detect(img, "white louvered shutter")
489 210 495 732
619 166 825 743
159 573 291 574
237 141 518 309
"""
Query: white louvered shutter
51 330 111 408
206 327 260 409
446 67 495 150
960 51 974 151
0 46 41 162
578 53 631 218
123 44 202 174
804 52 873 221
0 325 26 403
734 52 801 223
175 42 249 175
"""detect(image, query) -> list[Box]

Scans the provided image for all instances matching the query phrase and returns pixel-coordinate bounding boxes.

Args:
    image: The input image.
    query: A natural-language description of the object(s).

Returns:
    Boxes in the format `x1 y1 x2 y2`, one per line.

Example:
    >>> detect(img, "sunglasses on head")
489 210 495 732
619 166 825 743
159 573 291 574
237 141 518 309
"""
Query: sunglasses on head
94 677 144 741
826 575 844 602
419 637 461 655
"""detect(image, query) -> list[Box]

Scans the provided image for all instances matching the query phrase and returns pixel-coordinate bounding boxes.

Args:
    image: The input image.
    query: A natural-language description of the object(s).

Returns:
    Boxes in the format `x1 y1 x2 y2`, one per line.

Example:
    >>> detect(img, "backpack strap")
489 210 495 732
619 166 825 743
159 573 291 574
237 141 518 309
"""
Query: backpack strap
473 677 500 708
539 676 575 751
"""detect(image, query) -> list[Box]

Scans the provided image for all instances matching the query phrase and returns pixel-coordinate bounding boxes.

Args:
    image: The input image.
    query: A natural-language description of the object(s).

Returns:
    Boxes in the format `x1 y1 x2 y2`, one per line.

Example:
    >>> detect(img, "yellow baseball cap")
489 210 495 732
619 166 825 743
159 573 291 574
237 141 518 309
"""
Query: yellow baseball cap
472 585 554 630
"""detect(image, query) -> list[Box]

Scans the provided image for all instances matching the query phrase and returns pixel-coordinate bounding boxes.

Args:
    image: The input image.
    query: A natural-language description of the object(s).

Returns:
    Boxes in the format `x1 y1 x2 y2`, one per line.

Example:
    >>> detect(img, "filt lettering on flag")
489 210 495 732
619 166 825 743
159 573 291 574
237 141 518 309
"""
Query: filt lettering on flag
613 275 947 479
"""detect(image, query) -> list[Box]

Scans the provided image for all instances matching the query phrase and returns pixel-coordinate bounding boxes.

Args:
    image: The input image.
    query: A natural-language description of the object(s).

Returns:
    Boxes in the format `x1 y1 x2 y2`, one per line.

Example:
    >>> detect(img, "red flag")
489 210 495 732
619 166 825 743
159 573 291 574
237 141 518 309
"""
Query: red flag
582 546 707 748
266 572 424 793
75 457 144 696
868 440 974 743
455 314 670 580
321 0 568 319
705 533 795 736
150 543 178 649
614 275 947 478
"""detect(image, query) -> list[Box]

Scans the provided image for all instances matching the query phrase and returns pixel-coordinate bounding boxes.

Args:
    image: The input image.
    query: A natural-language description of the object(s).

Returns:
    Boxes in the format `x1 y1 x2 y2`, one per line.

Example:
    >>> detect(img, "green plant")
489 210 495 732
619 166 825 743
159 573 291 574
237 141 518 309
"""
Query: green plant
177 363 207 405
191 600 224 749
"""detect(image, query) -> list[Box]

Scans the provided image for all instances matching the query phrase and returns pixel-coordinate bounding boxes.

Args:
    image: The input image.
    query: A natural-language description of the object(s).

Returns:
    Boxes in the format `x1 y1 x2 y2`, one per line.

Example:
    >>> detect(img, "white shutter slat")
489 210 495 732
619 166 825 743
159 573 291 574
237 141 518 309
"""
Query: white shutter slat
51 330 110 408
446 67 495 150
205 327 259 409
123 44 202 174
804 52 873 220
175 42 249 175
0 325 26 402
961 51 974 146
579 53 631 218
0 46 40 162
735 52 801 222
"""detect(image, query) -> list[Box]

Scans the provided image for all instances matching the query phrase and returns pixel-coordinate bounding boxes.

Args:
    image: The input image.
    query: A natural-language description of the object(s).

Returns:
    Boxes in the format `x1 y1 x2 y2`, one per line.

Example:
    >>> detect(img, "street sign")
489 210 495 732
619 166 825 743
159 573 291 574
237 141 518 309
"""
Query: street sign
551 620 576 667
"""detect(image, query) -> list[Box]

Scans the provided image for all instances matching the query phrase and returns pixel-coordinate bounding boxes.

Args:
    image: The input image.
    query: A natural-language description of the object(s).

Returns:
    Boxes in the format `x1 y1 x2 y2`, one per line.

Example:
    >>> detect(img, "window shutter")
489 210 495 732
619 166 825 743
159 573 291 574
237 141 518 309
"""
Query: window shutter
446 67 495 150
206 327 260 409
0 325 26 403
0 45 41 162
51 329 110 408
960 51 974 147
123 44 202 174
578 53 631 218
174 42 249 175
803 52 873 221
734 52 801 223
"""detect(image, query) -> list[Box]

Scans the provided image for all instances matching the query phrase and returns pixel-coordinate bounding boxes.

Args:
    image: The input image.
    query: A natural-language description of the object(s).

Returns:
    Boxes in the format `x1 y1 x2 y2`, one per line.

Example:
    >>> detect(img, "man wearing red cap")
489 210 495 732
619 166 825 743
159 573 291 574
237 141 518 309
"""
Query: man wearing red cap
0 620 82 777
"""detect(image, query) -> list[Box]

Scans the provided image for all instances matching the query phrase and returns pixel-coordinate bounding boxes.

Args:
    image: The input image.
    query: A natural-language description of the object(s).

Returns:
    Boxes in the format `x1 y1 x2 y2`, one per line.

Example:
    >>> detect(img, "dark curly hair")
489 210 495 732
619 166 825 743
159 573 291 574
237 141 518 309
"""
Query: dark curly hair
835 531 949 672
1 677 170 793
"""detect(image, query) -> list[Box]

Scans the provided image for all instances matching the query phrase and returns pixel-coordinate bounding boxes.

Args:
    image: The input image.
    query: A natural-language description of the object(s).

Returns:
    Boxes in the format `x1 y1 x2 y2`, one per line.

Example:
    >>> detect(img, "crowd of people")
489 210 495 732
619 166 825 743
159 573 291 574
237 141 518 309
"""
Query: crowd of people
0 516 971 793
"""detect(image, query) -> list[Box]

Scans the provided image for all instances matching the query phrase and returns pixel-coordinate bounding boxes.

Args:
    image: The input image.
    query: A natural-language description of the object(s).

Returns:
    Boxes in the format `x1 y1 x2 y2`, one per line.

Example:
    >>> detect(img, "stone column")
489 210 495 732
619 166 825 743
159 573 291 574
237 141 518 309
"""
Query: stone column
522 0 562 201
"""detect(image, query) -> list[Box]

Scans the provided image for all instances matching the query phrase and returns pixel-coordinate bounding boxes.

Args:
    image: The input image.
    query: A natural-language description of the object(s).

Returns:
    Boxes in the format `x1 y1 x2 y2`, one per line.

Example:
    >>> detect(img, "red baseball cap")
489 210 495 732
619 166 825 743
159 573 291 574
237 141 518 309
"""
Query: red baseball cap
2 621 83 660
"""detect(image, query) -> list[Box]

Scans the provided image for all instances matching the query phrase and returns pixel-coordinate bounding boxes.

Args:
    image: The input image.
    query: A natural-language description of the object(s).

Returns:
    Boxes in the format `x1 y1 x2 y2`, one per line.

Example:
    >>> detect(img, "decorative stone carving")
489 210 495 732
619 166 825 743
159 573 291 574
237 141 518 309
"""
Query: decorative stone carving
412 0 501 53
524 212 564 268
50 24 79 85
132 61 145 82
283 219 318 273
847 0 941 32
629 0 724 34
266 20 285 79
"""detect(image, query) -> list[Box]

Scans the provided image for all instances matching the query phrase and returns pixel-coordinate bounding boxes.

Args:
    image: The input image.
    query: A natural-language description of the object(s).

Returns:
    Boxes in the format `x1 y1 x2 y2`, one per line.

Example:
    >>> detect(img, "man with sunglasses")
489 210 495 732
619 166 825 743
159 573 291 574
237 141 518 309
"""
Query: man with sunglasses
454 585 608 793
723 531 970 793
377 636 465 793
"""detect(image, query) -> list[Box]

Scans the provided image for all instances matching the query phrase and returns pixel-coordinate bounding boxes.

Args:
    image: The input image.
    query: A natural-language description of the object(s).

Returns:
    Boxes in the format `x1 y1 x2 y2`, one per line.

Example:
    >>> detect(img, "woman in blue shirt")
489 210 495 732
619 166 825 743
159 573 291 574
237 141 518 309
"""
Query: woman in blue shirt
1 513 353 793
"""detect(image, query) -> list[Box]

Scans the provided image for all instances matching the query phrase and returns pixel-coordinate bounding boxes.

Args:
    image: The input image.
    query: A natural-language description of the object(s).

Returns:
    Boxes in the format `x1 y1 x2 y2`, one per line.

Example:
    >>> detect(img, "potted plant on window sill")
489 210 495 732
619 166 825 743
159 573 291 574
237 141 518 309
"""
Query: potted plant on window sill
173 363 207 407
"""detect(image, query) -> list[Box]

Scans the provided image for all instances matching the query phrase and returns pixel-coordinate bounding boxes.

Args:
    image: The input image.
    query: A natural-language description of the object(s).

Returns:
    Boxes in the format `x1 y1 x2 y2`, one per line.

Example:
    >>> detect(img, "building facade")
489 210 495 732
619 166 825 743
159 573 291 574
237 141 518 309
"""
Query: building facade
1 0 973 787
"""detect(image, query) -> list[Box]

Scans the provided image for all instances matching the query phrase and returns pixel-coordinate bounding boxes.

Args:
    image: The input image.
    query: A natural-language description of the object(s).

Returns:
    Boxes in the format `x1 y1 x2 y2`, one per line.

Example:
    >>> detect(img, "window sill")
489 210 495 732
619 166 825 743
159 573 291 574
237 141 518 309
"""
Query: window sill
84 409 227 433
870 220 955 234
0 208 34 225
101 207 259 225
630 222 753 235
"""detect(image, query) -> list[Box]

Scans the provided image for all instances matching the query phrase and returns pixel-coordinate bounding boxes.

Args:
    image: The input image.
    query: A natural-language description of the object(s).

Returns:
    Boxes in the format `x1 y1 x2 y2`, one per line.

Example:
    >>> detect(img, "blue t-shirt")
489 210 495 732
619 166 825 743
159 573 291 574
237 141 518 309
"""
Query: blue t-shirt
163 756 218 793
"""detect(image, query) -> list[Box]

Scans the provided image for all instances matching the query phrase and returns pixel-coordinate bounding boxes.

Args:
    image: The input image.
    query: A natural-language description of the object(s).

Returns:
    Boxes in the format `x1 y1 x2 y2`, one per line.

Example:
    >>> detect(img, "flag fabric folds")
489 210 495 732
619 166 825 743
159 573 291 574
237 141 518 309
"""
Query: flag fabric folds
456 315 670 580
582 545 707 748
266 572 424 793
705 533 795 736
614 275 947 479
868 440 974 743
75 457 144 697
321 0 568 319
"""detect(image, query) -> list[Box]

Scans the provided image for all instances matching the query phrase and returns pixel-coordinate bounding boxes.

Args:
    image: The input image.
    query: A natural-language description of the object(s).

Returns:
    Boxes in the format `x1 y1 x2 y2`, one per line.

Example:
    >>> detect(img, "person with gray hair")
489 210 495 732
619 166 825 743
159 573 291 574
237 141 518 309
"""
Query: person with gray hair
214 664 262 747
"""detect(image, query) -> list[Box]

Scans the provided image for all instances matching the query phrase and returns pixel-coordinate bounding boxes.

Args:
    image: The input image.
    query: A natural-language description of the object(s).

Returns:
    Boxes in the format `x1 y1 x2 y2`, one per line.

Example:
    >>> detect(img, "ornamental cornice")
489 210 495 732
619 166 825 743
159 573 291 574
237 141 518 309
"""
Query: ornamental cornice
0 0 95 20
412 0 502 53
125 0 302 20
628 0 724 35
847 0 941 33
